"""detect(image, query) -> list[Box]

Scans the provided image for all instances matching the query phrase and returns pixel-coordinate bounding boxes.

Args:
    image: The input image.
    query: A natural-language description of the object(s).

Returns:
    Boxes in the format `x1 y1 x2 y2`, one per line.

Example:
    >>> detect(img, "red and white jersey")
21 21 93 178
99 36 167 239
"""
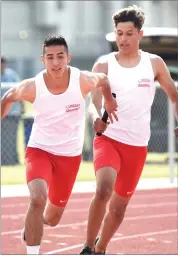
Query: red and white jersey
28 66 85 156
103 51 156 146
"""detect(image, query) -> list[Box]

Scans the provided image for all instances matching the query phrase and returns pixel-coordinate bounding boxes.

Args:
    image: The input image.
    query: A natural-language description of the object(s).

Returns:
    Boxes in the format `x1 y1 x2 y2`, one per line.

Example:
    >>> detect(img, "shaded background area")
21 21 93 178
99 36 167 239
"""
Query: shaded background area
1 1 178 180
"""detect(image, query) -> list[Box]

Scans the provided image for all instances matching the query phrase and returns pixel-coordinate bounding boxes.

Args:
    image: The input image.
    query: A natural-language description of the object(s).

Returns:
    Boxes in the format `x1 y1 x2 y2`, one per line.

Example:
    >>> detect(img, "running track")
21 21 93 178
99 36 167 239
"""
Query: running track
1 188 177 254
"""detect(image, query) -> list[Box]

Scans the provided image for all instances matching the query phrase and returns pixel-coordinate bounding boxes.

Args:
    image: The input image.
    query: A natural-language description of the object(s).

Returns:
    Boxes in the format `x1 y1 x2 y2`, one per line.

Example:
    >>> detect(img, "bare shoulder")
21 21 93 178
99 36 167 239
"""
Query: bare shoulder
17 77 36 102
149 53 165 66
92 54 110 74
149 53 168 77
2 77 36 103
20 77 35 89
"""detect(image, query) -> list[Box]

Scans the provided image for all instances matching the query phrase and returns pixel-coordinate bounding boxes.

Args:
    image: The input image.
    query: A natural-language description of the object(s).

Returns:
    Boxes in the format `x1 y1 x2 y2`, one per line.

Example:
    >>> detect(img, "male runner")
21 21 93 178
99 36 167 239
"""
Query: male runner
80 5 178 254
1 35 118 254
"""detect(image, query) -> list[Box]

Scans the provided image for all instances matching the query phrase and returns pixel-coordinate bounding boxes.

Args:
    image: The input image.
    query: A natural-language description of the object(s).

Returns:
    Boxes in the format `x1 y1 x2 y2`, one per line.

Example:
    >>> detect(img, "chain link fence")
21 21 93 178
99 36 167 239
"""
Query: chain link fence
1 83 178 170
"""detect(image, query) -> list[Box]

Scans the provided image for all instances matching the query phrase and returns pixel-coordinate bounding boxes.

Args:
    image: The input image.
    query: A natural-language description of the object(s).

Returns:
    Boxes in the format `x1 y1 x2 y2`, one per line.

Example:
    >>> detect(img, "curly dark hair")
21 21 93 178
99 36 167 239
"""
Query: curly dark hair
112 5 145 30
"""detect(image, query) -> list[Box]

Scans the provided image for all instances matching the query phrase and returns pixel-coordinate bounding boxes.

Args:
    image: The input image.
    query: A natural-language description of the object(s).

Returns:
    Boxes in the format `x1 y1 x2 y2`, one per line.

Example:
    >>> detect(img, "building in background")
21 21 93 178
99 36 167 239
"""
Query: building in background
1 1 177 164
1 1 178 79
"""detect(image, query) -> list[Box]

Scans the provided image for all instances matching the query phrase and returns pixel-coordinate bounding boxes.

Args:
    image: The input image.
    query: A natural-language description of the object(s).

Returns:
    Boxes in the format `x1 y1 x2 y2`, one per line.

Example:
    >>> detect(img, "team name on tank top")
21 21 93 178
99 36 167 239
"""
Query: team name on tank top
28 66 86 156
103 51 156 146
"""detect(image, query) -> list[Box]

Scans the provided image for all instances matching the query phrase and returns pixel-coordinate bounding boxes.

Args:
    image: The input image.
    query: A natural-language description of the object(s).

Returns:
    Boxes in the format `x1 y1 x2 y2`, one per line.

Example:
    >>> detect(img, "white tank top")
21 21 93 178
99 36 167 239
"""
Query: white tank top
103 51 155 146
28 66 85 156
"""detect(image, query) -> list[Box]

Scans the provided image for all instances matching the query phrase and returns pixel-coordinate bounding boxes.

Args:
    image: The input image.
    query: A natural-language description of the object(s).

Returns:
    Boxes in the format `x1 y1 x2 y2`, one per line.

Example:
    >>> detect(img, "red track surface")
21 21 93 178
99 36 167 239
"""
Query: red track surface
1 188 177 255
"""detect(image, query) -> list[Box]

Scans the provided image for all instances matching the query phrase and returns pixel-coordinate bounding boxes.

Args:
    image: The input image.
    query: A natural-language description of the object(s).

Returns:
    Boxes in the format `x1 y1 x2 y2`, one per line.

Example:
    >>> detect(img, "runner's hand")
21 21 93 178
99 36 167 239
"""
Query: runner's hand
104 97 118 123
94 118 109 133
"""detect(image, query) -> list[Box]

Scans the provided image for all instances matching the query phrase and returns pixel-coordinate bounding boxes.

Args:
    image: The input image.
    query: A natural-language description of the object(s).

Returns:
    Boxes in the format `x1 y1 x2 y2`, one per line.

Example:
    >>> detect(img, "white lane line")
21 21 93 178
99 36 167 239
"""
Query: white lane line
2 202 176 219
147 238 156 241
1 213 176 236
1 221 87 235
163 240 172 244
2 193 176 208
45 243 84 254
44 229 177 254
2 209 87 219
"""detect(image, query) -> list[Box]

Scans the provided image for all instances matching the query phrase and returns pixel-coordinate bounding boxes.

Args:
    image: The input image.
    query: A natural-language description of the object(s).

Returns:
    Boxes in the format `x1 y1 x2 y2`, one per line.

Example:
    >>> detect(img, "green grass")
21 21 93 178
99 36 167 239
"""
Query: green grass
15 119 178 166
1 161 177 185
1 102 177 185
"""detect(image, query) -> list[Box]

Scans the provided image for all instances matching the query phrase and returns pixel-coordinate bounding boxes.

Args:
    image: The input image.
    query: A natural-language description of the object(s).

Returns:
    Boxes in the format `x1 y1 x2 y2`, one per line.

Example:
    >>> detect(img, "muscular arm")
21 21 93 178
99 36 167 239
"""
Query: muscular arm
88 88 103 122
88 61 108 123
1 78 36 119
80 68 111 101
153 56 178 122
80 62 117 123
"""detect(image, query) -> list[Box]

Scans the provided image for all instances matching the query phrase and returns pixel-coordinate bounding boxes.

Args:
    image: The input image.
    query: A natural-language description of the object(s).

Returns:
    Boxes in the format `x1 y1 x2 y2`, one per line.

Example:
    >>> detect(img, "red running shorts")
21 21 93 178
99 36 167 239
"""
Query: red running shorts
25 147 81 207
93 135 147 198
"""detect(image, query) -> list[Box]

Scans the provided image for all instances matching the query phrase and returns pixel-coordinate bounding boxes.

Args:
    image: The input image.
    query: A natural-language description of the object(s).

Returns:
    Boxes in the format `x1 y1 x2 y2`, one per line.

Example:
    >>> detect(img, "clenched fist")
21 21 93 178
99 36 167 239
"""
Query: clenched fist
94 118 109 134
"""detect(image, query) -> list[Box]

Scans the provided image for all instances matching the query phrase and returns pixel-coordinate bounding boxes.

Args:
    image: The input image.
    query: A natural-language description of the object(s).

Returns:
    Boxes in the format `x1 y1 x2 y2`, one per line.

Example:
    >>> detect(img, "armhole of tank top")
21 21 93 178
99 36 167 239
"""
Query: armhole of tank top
145 52 155 81
33 73 41 105
107 53 114 76
78 70 86 101
70 67 85 101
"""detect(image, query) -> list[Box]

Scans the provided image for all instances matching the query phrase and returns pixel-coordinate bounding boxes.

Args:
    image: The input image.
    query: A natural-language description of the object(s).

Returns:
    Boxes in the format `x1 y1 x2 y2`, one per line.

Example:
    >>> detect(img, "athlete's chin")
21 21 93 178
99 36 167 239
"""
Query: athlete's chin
51 70 63 79
120 47 132 54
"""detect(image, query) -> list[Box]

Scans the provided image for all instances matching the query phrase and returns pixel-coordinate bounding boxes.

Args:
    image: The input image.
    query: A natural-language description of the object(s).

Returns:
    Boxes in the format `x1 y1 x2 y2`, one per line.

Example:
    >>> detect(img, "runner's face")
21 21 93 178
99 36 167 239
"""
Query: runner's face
115 22 143 54
41 45 71 78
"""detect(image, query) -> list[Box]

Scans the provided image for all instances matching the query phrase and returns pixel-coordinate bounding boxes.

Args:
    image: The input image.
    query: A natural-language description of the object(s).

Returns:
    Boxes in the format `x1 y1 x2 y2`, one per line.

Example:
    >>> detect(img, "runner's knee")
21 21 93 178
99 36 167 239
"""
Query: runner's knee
109 203 127 221
95 182 113 202
28 179 48 210
30 194 47 210
109 195 129 221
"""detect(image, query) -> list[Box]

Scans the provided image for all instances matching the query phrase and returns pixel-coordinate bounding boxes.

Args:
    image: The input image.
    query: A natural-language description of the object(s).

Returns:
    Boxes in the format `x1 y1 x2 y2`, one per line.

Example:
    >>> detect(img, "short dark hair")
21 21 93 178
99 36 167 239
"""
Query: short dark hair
42 35 69 55
1 57 7 64
112 5 145 30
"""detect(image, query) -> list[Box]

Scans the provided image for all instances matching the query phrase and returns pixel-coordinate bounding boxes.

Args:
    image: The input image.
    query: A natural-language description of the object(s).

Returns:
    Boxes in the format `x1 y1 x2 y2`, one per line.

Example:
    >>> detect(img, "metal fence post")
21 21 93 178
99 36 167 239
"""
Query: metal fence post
168 99 175 183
